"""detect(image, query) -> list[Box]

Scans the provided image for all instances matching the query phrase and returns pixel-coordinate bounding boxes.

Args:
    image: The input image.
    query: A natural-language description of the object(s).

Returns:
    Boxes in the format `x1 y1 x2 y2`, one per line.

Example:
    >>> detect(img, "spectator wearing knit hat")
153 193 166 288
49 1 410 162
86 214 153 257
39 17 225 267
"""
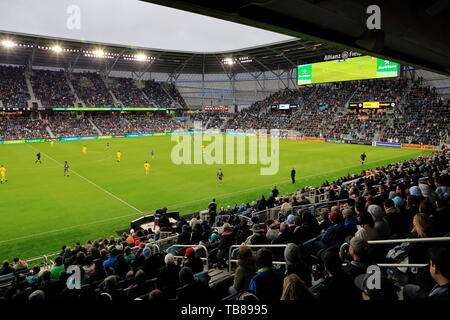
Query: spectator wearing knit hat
342 237 371 281
321 211 347 250
367 204 391 240
156 253 180 299
183 247 204 274
284 243 312 287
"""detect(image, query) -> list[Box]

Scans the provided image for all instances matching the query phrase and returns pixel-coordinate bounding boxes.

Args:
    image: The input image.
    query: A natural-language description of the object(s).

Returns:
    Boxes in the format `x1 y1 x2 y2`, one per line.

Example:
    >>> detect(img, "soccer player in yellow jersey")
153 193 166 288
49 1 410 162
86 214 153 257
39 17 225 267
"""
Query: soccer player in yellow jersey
144 161 150 176
202 145 205 153
0 165 7 184
82 145 87 155
117 150 121 162
50 141 54 148
177 139 180 145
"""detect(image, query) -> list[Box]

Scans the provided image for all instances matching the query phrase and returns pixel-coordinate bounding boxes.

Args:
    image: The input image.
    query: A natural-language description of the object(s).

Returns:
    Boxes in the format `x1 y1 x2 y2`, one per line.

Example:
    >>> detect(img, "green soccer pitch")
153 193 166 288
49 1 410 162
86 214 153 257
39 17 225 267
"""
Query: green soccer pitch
0 136 431 261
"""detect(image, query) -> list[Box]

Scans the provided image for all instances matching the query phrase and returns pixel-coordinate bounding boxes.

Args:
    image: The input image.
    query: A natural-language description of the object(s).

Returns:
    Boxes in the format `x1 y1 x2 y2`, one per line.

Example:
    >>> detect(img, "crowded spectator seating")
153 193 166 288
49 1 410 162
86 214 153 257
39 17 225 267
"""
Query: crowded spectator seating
0 117 49 140
31 69 74 107
0 65 29 108
109 77 149 107
71 72 114 108
141 80 175 108
47 115 98 138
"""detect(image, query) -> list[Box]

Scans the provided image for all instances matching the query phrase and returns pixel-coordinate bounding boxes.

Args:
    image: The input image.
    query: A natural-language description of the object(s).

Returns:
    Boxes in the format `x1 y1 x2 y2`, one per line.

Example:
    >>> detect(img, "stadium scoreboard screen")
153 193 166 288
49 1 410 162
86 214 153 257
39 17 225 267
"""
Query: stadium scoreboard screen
271 104 297 110
349 101 396 109
297 56 399 85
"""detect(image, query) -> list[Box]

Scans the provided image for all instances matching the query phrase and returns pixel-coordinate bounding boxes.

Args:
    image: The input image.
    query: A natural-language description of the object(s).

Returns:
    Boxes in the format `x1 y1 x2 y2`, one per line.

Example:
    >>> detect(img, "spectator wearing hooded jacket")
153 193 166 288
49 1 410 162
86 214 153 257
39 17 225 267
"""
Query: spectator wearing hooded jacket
367 204 391 239
249 249 284 300
284 243 312 287
232 246 257 293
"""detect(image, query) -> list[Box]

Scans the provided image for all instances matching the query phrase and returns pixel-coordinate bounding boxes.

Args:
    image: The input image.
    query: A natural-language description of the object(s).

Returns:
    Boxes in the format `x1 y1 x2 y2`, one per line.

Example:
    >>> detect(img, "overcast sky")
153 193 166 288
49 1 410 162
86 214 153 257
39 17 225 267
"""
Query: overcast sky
0 0 294 52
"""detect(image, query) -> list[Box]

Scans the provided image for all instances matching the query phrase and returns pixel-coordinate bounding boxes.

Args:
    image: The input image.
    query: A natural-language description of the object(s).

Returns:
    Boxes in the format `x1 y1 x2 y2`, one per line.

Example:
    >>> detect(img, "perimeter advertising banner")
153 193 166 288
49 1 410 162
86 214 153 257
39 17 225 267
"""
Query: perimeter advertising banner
3 140 25 144
376 142 402 148
25 139 45 143
304 137 326 142
79 136 98 140
402 144 436 150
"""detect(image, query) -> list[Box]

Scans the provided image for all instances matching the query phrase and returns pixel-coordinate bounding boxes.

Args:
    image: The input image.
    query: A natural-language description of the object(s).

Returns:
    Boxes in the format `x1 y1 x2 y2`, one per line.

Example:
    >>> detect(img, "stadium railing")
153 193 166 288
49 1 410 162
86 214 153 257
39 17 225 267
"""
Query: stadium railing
340 236 450 269
166 244 210 271
228 244 288 273
22 234 179 272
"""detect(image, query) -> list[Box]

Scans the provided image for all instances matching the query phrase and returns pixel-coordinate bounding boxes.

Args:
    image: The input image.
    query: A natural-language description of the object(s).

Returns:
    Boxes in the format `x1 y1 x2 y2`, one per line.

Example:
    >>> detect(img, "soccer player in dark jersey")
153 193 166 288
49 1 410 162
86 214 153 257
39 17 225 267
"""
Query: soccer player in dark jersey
64 161 69 177
360 152 367 165
291 168 296 184
217 169 223 184
150 149 154 159
35 152 42 164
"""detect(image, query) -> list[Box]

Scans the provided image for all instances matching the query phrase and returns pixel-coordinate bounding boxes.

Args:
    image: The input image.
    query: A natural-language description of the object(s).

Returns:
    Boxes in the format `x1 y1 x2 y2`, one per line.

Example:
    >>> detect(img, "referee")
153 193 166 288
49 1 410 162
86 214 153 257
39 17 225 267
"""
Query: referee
291 168 296 184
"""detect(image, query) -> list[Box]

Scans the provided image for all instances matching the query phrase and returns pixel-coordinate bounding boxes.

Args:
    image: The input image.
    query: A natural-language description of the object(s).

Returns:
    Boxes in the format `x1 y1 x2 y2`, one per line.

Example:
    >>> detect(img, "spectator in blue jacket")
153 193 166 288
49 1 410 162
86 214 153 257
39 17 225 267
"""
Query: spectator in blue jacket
103 248 119 268
249 248 283 300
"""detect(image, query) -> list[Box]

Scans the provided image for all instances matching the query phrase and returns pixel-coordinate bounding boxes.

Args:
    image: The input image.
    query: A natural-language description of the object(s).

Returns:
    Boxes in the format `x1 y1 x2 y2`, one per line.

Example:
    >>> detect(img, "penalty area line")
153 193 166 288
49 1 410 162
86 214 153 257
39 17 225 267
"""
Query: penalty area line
27 145 143 214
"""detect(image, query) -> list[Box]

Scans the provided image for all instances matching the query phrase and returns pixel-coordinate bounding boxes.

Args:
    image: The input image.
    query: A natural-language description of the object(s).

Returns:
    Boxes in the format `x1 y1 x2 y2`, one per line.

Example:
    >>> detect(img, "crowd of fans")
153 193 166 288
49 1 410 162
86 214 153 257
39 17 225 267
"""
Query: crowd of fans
0 74 448 145
381 79 449 145
109 78 149 107
1 149 448 301
0 65 29 108
352 78 408 102
31 69 74 107
221 77 448 144
48 115 98 138
166 83 187 108
91 113 184 135
0 117 49 140
141 80 175 108
71 72 114 108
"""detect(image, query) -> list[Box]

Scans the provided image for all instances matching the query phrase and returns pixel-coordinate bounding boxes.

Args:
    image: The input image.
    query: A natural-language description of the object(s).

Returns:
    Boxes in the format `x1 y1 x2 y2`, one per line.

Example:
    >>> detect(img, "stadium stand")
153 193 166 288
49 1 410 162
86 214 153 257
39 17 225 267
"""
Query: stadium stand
109 77 149 107
0 117 49 140
47 115 98 138
30 69 74 107
70 72 114 108
141 80 176 108
0 65 29 108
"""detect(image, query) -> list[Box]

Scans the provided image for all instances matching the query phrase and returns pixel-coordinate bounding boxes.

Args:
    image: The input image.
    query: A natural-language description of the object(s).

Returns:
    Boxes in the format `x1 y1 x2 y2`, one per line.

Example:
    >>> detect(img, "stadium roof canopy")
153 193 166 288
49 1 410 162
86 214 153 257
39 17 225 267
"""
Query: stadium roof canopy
0 31 342 76
140 0 450 76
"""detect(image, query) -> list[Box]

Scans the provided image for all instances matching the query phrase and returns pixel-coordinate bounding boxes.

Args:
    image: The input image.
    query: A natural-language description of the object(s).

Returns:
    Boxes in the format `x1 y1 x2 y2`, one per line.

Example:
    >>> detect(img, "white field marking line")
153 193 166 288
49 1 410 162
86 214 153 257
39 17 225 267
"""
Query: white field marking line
0 150 420 245
27 145 143 214
165 151 421 209
7 154 113 171
0 212 140 245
